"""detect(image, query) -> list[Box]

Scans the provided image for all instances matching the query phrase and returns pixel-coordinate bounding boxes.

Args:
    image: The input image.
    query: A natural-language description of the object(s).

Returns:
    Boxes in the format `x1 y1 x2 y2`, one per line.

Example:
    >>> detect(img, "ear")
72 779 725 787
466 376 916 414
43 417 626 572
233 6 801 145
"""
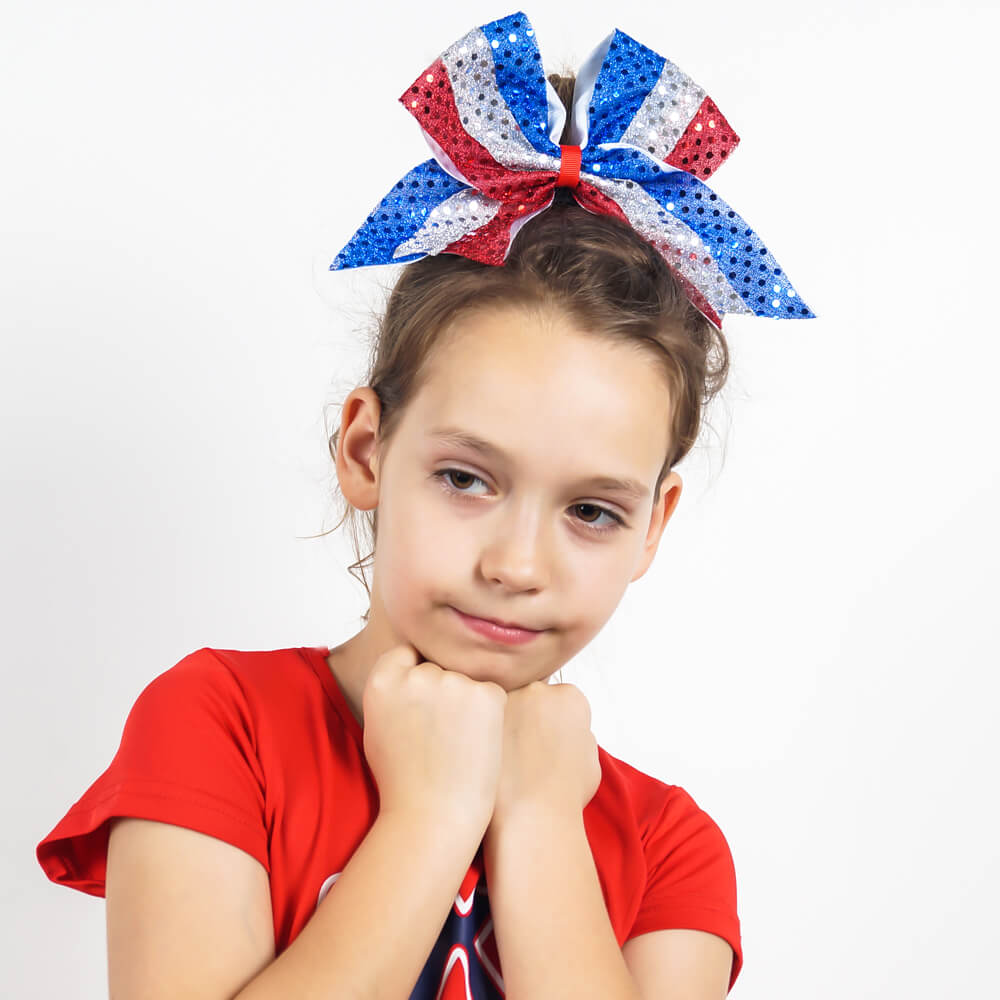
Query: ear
335 387 383 512
630 471 682 582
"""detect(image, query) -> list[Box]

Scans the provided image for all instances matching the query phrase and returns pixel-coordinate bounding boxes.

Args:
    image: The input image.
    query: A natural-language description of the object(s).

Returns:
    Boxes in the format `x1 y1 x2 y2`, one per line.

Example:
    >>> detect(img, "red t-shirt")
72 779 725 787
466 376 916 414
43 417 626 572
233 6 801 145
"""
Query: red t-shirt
36 646 743 994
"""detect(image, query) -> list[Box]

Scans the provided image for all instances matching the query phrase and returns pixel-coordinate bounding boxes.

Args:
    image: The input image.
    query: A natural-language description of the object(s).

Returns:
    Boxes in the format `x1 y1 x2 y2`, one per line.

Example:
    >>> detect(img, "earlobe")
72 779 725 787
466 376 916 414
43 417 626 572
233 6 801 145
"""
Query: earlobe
336 387 382 512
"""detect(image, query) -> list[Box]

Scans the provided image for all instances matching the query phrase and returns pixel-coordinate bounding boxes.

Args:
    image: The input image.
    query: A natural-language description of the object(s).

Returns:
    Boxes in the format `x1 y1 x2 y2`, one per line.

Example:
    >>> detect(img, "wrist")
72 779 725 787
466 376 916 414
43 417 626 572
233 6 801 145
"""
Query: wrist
380 801 491 838
488 798 582 838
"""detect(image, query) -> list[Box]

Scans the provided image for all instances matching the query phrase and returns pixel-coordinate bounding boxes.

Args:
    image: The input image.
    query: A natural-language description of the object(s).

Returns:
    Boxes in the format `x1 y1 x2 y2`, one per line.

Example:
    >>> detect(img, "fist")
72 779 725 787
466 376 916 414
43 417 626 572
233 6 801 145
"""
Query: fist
492 680 602 820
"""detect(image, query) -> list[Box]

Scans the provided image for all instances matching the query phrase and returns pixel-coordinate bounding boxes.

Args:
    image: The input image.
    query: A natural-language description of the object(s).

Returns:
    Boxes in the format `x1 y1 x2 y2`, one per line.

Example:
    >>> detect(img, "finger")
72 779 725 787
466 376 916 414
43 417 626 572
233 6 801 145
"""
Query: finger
373 643 421 684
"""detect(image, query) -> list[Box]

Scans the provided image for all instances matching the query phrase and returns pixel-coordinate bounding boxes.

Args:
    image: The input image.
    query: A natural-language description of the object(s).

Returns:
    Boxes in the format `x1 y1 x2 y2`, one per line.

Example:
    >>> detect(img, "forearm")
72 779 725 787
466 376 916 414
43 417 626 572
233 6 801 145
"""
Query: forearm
235 808 486 1000
483 805 641 1000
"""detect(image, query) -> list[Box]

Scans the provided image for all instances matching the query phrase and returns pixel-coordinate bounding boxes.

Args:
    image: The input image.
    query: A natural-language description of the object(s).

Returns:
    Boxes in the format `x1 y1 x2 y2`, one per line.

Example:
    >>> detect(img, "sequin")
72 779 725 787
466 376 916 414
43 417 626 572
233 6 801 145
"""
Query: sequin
435 27 560 173
580 170 749 320
667 96 738 180
481 12 561 157
586 30 674 147
331 159 468 269
394 187 502 259
617 56 707 166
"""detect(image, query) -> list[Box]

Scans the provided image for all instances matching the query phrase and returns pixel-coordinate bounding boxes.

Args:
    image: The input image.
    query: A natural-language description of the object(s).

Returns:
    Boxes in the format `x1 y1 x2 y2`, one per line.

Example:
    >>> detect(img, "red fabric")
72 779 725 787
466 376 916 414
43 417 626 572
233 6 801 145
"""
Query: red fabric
36 646 743 993
664 95 739 181
556 145 582 189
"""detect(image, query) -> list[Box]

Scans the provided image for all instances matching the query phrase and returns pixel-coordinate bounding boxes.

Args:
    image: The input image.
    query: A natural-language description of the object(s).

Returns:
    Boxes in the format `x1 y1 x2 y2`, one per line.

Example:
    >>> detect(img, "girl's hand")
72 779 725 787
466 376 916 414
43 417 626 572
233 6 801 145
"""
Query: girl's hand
361 643 507 832
489 680 602 824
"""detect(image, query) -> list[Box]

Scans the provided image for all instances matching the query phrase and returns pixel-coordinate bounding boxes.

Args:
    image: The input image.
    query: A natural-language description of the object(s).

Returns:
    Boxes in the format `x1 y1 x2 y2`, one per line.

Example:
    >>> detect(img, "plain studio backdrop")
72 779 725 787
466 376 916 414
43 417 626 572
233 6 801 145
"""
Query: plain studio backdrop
3 1 997 996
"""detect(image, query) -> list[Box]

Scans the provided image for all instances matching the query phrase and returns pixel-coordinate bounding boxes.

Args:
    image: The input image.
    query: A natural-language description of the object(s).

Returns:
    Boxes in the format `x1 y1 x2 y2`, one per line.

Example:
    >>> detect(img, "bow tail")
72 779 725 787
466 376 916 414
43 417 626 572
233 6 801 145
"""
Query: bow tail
442 183 555 265
628 170 814 322
330 160 472 270
571 182 725 329
577 159 814 323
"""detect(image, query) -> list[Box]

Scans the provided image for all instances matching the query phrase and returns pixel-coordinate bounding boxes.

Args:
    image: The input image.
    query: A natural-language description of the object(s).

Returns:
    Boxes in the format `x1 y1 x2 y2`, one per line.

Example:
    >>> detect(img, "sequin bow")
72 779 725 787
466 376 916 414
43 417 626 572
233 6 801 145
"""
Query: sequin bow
330 10 814 329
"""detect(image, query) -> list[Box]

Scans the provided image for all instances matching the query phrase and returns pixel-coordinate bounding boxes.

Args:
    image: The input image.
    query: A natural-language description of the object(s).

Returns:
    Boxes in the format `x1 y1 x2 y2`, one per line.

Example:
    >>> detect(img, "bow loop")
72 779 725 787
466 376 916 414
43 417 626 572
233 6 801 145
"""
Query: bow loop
575 29 739 181
401 15 562 185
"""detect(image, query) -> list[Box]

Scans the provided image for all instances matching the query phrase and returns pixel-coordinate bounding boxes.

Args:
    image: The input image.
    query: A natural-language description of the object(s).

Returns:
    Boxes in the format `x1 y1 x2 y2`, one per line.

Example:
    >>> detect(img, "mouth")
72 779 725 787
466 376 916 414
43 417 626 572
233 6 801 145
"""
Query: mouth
458 608 544 631
449 606 548 645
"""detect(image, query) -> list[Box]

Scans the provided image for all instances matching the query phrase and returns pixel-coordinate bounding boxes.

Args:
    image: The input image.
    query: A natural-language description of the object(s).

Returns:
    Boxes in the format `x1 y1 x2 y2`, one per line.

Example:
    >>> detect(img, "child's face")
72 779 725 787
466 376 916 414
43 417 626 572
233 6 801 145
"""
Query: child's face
341 302 682 691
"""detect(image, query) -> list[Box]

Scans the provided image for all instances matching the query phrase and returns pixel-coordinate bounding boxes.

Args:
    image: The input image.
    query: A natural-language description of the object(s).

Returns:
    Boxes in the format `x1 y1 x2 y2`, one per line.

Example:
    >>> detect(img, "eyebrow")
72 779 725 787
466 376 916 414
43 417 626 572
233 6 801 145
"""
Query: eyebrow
428 426 651 502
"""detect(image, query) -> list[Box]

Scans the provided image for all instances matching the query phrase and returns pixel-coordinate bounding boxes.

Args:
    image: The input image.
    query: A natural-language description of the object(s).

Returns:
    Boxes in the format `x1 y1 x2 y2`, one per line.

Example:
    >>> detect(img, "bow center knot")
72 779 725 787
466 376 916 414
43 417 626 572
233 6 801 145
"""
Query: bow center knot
556 145 582 189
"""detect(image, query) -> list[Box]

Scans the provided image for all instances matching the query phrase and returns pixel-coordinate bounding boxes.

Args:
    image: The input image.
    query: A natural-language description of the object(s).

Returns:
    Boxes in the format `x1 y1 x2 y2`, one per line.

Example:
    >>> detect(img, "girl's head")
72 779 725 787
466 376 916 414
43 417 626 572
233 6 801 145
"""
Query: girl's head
326 72 730 689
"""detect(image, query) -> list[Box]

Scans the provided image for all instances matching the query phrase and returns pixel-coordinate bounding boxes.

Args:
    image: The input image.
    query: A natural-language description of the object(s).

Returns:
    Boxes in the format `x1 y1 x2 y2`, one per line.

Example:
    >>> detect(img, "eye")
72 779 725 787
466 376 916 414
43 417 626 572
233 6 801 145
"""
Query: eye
432 468 626 535
435 468 488 495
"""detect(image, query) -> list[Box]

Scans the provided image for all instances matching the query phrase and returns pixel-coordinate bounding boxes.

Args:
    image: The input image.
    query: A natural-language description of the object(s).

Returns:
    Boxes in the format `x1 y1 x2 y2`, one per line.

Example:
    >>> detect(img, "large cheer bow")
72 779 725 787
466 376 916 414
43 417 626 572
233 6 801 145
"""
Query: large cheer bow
330 10 814 330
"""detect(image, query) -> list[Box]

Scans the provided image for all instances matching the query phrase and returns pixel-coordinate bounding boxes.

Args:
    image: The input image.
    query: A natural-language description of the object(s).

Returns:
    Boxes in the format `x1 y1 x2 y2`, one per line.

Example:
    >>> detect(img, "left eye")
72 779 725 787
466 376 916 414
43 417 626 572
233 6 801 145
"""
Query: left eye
433 468 625 534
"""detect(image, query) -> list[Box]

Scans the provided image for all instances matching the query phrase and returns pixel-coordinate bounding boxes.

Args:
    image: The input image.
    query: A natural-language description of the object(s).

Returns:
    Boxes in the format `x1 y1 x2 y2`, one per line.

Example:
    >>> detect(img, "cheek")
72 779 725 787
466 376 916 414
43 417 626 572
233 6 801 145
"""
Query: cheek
565 548 635 609
375 489 462 585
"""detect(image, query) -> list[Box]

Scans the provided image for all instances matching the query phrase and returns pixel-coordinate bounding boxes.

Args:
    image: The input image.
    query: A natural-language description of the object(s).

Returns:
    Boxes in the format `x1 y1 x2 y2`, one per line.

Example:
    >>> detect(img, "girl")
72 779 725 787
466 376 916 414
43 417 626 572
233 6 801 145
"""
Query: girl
36 11 812 999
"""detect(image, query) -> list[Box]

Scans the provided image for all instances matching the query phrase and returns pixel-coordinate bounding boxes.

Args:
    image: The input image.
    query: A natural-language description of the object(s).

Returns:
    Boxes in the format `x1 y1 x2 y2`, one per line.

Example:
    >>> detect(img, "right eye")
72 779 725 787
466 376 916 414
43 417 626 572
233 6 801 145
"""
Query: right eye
433 468 487 495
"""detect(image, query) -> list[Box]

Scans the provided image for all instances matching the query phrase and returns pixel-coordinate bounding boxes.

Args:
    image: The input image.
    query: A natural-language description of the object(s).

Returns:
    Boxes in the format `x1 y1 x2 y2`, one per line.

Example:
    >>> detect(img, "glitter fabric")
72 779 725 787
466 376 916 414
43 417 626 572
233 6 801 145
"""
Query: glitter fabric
666 96 736 180
395 187 502 259
589 34 688 142
479 12 561 156
330 159 471 268
330 10 814 327
437 27 561 169
576 172 749 323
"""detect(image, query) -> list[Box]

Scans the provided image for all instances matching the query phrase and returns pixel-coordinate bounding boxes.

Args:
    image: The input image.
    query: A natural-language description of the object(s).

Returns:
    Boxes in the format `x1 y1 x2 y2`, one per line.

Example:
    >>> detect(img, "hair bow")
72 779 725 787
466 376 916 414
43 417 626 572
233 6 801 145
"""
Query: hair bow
330 10 814 330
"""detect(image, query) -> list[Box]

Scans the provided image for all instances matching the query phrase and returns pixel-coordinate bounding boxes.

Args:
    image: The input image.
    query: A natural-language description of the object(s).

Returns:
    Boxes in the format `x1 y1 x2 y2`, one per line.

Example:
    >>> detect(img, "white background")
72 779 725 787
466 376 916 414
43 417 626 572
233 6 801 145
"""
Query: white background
4 1 998 996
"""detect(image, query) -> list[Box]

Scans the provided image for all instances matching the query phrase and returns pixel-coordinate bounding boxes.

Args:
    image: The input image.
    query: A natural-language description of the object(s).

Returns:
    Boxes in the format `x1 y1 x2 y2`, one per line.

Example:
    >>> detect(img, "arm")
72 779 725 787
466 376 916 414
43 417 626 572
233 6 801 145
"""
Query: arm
482 804 641 1000
480 682 738 999
483 805 735 1000
107 808 486 1000
237 806 485 999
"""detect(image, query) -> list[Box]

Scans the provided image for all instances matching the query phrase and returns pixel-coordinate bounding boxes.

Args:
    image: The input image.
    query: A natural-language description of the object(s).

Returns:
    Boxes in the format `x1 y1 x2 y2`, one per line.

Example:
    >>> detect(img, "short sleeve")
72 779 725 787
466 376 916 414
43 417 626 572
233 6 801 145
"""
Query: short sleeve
627 785 743 992
36 648 269 896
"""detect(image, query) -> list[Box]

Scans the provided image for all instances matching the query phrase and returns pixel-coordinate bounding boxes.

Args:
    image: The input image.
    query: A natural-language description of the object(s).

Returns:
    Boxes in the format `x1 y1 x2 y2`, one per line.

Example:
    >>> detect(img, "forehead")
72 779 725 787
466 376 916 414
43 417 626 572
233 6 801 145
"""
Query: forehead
407 305 672 475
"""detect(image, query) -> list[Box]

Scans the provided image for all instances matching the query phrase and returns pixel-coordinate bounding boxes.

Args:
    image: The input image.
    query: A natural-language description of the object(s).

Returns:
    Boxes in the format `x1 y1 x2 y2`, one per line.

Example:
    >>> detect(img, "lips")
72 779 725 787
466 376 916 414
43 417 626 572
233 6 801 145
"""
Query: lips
450 606 547 646
454 607 544 632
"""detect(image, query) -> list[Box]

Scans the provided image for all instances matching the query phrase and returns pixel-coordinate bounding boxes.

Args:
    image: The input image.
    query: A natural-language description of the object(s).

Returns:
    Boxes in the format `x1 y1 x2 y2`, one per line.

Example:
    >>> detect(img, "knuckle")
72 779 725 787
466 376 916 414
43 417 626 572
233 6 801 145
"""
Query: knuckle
412 663 438 686
481 681 507 704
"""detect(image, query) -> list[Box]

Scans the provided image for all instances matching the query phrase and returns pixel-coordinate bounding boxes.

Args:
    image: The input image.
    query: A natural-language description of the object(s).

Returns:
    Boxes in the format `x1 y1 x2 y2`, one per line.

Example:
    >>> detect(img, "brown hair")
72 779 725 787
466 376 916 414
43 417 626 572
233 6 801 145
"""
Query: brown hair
321 72 730 623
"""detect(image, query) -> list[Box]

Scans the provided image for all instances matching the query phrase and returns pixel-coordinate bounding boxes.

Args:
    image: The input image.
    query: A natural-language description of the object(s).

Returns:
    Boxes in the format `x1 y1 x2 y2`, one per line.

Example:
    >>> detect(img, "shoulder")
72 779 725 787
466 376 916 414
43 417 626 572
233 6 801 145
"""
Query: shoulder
136 645 322 709
597 746 699 819
156 644 318 682
597 747 735 865
116 644 335 767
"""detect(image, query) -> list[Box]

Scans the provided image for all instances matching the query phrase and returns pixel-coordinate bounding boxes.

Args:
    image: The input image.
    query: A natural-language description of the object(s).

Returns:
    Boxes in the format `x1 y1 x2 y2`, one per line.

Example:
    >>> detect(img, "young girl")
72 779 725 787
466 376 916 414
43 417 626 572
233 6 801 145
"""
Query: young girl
36 11 812 998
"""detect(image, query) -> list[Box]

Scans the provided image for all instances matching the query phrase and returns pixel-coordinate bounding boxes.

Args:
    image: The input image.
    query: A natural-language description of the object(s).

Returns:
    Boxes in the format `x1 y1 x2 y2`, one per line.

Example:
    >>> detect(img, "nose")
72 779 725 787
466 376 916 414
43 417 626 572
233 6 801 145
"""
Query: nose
478 498 550 592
